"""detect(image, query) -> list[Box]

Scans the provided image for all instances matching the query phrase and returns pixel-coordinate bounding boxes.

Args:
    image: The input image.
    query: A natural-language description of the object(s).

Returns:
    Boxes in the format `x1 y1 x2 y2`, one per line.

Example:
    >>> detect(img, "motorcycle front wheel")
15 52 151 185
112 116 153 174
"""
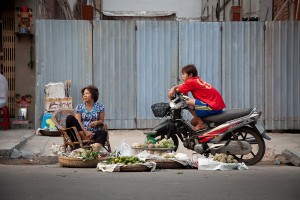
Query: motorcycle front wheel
154 131 179 152
230 127 266 165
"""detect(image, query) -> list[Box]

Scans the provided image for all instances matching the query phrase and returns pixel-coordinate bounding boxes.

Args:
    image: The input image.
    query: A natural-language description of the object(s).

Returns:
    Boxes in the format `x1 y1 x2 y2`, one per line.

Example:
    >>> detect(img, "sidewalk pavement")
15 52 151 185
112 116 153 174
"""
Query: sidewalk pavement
0 129 299 166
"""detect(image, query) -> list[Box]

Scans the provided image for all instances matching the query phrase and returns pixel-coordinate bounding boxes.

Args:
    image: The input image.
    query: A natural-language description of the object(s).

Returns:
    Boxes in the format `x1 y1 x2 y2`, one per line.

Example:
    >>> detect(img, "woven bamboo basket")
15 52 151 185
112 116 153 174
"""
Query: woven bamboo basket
119 164 152 172
40 130 61 137
148 159 186 169
58 156 105 168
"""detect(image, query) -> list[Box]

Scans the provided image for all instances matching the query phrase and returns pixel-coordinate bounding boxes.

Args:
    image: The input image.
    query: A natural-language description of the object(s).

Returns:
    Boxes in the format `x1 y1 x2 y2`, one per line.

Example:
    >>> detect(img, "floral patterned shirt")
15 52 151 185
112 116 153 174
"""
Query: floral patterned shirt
74 102 105 132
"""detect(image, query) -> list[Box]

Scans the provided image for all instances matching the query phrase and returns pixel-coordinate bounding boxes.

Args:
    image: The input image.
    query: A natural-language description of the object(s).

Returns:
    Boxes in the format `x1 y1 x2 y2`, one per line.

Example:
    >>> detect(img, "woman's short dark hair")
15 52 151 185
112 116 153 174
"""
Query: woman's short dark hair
182 64 198 77
81 85 99 102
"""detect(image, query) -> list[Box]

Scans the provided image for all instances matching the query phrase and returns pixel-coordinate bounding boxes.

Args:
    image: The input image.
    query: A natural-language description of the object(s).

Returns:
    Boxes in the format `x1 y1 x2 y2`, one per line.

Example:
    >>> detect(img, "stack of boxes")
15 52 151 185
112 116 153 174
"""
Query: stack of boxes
41 81 72 131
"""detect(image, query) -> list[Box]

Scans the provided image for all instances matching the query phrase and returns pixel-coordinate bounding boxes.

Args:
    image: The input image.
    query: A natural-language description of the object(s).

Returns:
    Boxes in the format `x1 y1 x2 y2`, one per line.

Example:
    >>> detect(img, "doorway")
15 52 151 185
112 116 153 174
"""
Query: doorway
0 0 15 118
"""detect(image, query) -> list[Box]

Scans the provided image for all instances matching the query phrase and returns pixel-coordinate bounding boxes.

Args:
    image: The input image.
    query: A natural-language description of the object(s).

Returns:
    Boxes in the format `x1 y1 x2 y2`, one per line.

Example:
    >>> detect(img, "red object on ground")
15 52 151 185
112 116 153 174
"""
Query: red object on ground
0 106 10 130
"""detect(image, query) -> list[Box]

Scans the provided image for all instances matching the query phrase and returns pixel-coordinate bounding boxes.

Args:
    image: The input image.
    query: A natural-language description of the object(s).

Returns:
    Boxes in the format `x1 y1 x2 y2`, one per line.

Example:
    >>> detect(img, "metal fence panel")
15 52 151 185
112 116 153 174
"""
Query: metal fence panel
179 21 222 89
35 20 93 128
136 20 179 128
93 20 136 129
265 21 300 130
221 22 265 123
35 20 299 130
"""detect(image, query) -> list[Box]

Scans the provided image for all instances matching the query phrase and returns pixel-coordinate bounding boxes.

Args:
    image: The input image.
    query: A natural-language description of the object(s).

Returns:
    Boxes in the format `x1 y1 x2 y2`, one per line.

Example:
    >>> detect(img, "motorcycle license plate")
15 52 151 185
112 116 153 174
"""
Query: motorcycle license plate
255 122 265 134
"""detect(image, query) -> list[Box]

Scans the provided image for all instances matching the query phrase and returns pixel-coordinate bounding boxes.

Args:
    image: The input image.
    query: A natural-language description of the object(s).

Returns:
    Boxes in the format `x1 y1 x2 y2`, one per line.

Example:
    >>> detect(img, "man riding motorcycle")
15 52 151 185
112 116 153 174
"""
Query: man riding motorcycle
168 64 225 131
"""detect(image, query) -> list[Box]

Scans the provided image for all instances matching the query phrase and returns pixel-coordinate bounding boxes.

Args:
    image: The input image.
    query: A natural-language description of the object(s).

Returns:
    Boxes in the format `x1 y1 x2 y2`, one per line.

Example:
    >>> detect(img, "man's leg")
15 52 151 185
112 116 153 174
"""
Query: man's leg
189 110 206 130
185 98 208 131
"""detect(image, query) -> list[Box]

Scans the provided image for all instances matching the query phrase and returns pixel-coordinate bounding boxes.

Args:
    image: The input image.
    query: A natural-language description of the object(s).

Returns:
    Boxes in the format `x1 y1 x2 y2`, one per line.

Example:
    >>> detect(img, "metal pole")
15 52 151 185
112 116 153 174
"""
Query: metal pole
296 0 300 20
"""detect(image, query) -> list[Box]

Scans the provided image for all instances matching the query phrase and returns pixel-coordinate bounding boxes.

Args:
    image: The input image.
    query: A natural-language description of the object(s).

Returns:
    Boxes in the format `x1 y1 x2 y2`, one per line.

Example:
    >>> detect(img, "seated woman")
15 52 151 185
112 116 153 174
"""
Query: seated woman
66 85 107 149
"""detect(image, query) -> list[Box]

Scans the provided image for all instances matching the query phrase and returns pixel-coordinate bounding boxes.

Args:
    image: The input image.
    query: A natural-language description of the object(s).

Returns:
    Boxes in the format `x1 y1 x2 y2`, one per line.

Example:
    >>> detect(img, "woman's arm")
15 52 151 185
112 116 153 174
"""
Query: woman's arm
74 113 94 139
90 112 105 128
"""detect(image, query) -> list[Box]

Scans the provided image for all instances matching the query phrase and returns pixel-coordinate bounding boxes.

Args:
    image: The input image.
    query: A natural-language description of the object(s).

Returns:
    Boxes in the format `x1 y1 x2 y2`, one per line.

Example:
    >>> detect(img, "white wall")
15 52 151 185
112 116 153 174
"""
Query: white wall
102 0 203 19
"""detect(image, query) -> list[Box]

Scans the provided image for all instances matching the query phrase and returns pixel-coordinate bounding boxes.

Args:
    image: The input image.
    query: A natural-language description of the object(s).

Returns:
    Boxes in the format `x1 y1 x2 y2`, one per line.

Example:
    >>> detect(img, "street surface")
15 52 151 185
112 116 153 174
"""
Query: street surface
0 164 299 200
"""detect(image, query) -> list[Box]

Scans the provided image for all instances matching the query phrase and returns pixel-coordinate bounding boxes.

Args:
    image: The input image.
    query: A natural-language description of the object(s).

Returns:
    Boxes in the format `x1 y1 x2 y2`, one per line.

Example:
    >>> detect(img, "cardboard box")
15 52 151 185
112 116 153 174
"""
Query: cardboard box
44 97 73 111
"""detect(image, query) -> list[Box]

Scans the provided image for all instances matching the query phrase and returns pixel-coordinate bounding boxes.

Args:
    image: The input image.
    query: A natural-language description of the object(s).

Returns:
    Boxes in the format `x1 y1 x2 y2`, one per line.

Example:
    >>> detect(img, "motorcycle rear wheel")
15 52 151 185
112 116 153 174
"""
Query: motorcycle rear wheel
230 127 265 165
154 131 179 151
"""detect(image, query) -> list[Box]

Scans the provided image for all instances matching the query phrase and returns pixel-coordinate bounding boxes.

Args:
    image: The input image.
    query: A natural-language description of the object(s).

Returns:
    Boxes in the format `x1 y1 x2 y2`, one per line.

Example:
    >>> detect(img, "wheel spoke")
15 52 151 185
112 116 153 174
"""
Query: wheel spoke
242 133 247 140
231 127 265 165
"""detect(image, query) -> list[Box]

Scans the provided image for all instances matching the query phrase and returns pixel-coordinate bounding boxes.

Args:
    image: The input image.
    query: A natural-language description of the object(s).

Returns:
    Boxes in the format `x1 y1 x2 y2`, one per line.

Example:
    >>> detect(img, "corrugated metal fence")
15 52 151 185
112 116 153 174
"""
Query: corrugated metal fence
35 20 299 130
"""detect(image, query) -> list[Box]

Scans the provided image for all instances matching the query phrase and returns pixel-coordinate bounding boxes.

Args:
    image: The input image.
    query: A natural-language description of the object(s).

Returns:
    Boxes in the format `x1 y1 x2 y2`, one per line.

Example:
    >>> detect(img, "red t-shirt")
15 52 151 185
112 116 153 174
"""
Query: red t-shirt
178 76 226 110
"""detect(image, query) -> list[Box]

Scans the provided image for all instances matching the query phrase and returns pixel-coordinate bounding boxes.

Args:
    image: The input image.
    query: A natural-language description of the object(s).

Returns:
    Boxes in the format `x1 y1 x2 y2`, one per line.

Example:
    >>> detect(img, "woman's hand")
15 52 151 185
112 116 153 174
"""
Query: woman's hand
86 131 95 139
89 121 98 128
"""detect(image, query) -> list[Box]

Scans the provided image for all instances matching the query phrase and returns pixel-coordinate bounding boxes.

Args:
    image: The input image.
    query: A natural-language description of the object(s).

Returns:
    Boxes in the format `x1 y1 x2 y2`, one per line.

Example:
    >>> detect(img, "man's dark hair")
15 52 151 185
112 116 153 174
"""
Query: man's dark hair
81 85 99 102
182 64 198 77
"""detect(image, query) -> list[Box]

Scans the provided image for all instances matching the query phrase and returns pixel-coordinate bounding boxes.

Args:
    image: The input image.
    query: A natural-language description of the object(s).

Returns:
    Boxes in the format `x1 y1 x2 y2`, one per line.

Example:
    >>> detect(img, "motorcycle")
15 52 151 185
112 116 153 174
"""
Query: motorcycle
151 93 271 165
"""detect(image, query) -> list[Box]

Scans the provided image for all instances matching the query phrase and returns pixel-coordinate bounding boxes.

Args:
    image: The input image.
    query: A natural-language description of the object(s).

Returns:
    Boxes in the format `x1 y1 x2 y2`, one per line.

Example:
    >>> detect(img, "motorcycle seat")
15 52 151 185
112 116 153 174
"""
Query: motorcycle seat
202 108 253 124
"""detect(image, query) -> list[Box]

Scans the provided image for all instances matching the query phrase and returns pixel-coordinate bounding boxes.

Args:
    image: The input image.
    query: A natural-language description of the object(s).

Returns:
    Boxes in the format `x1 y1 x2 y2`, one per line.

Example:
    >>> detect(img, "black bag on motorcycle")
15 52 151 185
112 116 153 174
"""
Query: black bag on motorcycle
151 103 170 117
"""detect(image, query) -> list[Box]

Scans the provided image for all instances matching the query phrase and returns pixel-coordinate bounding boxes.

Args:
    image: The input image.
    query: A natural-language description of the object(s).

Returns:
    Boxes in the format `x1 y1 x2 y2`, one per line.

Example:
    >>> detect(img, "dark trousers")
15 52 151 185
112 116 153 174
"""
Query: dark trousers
66 115 107 146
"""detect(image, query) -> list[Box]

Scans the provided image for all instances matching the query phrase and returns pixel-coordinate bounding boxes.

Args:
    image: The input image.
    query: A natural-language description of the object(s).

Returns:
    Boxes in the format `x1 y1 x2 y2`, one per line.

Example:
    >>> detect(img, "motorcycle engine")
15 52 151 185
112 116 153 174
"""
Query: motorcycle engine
183 138 196 150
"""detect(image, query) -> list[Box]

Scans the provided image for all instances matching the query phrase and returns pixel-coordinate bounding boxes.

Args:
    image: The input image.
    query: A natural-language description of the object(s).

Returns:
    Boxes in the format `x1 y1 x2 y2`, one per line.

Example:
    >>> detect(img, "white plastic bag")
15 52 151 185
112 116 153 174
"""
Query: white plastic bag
115 139 133 156
197 158 248 170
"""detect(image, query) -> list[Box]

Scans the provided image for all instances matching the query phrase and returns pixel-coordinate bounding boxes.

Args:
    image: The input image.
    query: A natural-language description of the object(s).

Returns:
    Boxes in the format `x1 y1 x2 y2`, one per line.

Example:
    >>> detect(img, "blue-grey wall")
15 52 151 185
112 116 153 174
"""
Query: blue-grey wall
35 20 300 130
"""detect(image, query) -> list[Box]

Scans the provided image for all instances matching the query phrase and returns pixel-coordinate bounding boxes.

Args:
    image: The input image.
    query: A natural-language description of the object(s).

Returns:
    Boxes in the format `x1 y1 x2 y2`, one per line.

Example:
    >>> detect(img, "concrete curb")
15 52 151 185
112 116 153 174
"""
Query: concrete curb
0 133 34 159
282 149 300 166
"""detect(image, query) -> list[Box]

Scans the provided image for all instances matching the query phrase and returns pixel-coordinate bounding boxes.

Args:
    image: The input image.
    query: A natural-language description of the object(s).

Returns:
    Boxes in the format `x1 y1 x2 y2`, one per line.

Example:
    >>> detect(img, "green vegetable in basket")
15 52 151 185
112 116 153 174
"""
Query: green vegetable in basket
105 156 144 165
157 138 175 149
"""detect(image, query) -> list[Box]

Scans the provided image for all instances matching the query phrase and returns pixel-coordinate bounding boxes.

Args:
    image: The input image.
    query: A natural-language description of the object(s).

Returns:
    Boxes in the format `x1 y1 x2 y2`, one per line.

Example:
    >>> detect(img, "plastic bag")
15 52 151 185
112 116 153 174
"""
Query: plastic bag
115 139 133 156
197 158 248 171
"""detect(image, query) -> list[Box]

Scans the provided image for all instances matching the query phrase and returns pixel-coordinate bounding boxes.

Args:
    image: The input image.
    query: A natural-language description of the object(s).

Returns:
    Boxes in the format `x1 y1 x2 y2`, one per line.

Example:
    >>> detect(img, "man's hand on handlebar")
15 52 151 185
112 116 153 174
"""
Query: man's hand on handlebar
168 88 176 99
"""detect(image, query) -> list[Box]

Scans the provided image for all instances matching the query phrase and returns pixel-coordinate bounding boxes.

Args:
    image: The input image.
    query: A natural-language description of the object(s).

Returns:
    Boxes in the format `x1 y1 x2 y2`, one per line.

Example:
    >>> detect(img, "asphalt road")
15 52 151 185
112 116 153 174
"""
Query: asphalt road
0 164 299 200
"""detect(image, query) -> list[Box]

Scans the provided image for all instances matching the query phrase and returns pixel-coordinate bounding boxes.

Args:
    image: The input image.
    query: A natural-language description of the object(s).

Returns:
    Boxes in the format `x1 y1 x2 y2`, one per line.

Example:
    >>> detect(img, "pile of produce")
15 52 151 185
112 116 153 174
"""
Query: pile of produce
68 148 99 161
155 138 175 149
161 152 176 159
213 153 238 163
132 138 175 149
105 156 145 165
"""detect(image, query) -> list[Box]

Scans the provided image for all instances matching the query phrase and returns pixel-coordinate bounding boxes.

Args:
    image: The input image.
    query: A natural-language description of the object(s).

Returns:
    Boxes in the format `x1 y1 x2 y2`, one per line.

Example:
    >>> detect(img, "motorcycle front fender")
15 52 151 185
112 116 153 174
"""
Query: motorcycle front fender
153 119 175 135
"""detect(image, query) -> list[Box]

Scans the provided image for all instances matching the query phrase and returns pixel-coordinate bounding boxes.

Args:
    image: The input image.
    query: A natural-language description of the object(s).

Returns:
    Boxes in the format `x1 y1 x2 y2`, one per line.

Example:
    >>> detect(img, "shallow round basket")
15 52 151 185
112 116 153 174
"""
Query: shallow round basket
119 164 151 172
148 159 186 169
39 130 61 137
58 156 105 168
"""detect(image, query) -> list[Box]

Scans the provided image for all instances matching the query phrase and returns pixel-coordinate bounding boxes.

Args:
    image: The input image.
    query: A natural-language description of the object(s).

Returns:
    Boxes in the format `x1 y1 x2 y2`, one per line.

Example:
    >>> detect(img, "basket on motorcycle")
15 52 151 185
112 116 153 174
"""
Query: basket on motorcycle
151 103 170 118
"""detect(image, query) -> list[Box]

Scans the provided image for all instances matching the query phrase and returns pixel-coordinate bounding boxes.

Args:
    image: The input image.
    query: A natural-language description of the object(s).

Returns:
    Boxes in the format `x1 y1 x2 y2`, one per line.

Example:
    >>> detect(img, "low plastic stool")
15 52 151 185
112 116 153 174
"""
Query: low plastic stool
144 131 157 144
0 106 10 130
